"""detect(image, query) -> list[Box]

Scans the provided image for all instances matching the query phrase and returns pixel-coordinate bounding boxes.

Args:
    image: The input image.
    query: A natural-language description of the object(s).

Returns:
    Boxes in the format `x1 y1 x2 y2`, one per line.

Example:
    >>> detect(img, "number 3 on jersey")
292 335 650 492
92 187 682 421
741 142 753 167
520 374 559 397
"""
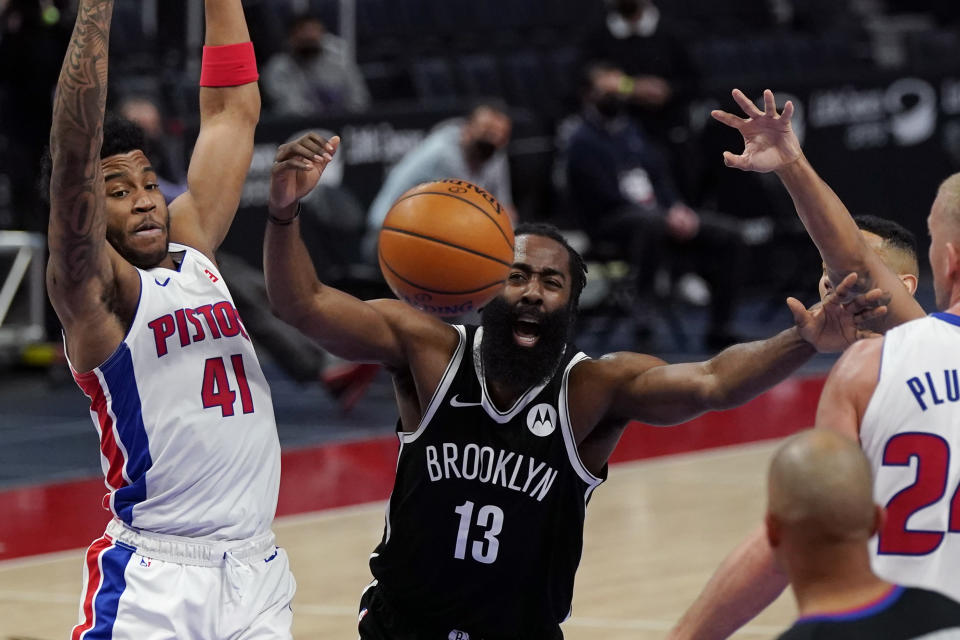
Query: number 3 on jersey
453 501 503 564
201 354 254 417
879 432 960 555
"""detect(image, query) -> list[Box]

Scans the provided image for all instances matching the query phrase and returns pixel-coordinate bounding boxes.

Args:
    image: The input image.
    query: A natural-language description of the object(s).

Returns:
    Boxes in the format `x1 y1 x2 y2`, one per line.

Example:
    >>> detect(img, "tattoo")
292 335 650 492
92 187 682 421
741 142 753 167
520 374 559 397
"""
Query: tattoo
48 0 113 286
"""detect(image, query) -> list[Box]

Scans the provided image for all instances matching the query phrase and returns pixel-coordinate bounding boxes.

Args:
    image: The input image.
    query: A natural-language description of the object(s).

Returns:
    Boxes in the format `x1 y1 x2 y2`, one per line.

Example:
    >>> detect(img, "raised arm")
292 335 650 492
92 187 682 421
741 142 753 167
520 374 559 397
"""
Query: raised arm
263 134 456 370
46 0 130 371
168 0 261 257
713 89 924 330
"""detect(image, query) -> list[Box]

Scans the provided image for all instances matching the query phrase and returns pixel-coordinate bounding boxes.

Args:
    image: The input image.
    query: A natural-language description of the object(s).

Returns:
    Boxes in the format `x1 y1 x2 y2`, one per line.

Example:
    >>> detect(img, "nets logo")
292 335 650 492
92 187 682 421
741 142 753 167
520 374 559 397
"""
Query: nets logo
448 631 470 640
526 403 557 437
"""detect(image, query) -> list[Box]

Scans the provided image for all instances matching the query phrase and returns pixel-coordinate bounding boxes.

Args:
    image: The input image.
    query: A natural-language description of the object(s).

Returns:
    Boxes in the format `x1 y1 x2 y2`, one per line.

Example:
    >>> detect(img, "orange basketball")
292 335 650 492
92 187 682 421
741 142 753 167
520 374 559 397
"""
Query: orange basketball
378 179 514 317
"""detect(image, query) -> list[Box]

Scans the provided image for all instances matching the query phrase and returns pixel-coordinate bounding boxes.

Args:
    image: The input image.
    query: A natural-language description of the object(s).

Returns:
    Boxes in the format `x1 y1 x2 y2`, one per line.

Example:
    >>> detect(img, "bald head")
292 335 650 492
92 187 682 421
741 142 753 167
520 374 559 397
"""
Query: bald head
768 430 876 543
937 173 960 230
930 173 960 309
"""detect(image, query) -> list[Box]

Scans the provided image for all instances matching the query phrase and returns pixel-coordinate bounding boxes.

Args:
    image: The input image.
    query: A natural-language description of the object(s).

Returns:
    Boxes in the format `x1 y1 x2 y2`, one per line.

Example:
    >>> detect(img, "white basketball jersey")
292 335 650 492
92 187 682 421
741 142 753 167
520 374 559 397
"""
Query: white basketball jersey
70 243 280 541
861 312 960 601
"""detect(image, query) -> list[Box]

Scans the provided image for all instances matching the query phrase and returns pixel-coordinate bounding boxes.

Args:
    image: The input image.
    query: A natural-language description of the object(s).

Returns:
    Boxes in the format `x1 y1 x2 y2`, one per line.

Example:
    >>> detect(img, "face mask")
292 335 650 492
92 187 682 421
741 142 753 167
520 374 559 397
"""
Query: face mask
470 139 498 163
594 93 625 119
614 0 641 17
292 43 322 60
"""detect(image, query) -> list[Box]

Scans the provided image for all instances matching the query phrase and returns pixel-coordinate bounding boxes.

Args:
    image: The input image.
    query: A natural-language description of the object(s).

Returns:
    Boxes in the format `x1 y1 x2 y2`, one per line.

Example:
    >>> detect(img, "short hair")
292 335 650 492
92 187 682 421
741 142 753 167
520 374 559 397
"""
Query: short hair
466 98 511 122
937 173 960 227
286 12 324 34
100 113 147 159
514 222 588 311
853 214 918 264
39 114 147 206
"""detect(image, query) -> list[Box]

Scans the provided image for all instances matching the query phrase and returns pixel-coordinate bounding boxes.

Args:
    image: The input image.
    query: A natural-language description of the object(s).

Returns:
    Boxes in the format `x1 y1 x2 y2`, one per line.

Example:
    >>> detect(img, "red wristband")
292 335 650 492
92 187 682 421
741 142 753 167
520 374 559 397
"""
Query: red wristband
199 42 258 87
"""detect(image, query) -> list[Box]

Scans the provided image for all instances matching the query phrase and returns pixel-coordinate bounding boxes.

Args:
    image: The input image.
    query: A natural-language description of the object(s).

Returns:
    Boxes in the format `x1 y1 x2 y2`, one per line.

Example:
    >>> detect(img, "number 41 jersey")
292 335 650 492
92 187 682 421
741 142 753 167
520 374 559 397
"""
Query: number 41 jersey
369 325 605 637
861 312 960 601
69 243 280 542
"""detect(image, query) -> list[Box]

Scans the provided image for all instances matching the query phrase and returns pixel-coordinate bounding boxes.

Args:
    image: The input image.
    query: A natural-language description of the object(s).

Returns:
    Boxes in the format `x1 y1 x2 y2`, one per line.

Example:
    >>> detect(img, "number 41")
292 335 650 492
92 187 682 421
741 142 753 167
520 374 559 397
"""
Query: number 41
201 354 254 417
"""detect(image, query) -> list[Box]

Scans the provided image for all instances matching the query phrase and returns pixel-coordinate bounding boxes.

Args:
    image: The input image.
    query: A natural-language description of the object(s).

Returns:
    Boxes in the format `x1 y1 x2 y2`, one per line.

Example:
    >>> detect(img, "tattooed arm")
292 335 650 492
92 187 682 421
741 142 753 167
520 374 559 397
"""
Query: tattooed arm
47 0 135 372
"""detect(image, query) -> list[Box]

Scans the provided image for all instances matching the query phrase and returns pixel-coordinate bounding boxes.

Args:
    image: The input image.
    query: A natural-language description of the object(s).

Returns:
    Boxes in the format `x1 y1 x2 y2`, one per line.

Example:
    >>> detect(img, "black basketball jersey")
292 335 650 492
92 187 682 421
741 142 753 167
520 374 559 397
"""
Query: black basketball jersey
777 586 960 639
368 325 605 638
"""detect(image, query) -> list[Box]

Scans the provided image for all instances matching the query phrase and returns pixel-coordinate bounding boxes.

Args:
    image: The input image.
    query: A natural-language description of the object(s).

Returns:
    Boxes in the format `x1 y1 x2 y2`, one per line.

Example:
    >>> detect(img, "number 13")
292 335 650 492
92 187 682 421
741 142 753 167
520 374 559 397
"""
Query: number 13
453 501 503 564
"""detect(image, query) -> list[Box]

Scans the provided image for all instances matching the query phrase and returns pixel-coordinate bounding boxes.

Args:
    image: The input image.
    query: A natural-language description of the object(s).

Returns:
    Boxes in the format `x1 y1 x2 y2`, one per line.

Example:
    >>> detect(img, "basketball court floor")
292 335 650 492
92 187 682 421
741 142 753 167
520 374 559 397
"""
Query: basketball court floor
3 286 927 639
0 441 795 639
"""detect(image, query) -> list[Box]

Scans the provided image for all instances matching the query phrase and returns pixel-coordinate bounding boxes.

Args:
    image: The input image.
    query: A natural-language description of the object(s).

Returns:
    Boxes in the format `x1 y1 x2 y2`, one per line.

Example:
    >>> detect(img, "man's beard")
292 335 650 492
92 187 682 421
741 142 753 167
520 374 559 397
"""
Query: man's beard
480 295 572 391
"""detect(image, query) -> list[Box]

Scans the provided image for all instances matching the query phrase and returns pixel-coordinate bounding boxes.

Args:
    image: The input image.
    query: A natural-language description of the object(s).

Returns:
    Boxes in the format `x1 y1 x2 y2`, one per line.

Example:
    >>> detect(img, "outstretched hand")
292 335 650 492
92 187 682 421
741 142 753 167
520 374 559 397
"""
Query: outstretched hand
269 133 339 211
711 89 802 174
790 273 887 353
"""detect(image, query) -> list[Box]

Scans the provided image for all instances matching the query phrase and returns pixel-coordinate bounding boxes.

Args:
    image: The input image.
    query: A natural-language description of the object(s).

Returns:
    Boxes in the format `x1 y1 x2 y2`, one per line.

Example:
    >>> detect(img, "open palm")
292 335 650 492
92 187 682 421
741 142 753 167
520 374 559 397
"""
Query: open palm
711 89 802 174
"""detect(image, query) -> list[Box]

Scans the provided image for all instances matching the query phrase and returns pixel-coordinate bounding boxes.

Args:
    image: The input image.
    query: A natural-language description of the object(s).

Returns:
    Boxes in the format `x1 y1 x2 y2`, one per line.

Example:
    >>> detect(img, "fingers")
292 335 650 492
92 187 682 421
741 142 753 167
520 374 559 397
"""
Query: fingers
763 89 776 115
861 287 892 305
786 296 811 324
781 100 794 121
853 304 888 325
270 157 316 176
711 109 747 129
275 132 340 164
831 272 859 298
722 151 752 170
732 88 763 118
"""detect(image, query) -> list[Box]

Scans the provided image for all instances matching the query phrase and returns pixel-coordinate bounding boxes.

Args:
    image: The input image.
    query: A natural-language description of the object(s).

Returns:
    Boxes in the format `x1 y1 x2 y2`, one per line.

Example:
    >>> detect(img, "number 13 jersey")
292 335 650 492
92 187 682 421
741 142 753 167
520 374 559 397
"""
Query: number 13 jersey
369 325 605 637
861 312 960 601
69 243 280 542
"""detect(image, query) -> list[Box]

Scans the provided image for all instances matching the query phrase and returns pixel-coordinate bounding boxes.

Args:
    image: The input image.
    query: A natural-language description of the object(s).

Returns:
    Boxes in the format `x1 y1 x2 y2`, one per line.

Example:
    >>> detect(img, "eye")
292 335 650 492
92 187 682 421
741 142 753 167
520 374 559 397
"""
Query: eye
109 189 129 198
507 272 525 283
545 279 562 289
146 183 160 191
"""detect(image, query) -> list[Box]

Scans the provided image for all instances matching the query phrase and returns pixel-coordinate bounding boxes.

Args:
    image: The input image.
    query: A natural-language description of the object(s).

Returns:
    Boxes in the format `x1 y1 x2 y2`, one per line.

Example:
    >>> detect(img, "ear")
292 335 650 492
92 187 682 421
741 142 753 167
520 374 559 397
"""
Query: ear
765 512 781 548
899 273 918 296
947 242 960 281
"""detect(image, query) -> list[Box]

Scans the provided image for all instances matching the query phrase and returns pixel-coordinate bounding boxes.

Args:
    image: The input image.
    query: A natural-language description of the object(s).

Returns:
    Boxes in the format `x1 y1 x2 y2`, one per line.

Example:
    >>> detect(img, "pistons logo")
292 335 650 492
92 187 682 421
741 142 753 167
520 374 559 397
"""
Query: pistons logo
526 403 557 437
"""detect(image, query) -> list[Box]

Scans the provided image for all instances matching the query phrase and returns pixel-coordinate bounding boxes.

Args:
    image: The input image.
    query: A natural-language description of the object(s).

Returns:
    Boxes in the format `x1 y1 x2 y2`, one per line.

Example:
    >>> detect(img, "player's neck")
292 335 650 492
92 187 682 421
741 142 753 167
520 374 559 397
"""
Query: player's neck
787 545 891 618
944 297 960 317
485 377 525 412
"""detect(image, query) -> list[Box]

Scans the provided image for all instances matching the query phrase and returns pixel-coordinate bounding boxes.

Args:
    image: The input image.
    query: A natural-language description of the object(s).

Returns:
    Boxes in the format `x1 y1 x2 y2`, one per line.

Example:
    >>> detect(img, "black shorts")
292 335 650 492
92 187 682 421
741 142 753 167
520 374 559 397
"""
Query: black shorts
357 582 564 640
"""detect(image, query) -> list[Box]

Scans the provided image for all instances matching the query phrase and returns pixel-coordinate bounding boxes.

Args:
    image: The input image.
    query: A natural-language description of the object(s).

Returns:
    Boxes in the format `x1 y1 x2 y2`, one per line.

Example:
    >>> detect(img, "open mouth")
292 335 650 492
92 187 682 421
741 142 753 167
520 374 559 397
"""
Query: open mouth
513 317 541 347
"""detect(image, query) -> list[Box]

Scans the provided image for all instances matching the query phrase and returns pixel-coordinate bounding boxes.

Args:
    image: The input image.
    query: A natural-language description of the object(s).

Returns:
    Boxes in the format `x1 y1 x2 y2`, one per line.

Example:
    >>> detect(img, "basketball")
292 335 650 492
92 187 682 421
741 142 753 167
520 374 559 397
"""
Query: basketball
377 179 514 316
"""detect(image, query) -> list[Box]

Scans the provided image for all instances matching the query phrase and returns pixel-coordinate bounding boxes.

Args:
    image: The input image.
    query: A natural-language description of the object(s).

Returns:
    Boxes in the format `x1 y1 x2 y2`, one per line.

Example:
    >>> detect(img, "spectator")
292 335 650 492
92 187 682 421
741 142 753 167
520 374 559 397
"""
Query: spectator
117 94 188 201
565 62 748 350
363 101 515 262
261 13 371 116
582 0 697 146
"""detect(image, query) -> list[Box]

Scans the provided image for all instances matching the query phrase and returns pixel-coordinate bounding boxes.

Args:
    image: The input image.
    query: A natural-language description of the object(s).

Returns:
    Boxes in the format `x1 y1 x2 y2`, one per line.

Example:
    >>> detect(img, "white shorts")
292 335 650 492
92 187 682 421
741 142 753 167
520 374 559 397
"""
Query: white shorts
71 519 296 639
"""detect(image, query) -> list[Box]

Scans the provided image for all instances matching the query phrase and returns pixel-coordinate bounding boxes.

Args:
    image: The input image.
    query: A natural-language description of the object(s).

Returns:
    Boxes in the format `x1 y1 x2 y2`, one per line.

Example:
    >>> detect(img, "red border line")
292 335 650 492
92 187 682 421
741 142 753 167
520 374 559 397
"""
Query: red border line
0 375 824 561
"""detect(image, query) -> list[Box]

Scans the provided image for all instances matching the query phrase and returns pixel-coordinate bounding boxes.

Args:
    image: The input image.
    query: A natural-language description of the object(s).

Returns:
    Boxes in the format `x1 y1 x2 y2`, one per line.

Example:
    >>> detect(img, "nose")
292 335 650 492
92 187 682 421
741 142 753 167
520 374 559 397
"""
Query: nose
133 189 156 213
519 278 544 306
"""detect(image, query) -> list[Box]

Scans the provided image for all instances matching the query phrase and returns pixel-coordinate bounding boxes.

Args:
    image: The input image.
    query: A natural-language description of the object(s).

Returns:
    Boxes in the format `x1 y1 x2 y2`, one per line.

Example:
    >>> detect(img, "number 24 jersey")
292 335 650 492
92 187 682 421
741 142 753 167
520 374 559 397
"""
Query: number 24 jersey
861 312 960 601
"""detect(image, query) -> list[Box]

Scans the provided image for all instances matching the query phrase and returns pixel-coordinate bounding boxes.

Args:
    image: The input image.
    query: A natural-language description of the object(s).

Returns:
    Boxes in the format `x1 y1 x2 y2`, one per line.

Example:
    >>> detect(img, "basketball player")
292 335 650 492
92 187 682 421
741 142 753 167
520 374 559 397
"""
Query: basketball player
263 134 865 638
787 214 919 351
668 92 953 640
768 429 960 640
711 88 926 331
47 0 295 636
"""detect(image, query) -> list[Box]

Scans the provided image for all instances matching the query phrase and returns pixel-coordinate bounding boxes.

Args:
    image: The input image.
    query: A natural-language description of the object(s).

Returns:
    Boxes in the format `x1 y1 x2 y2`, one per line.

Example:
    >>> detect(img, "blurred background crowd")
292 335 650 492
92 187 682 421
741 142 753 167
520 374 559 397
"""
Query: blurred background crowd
1 0 960 380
